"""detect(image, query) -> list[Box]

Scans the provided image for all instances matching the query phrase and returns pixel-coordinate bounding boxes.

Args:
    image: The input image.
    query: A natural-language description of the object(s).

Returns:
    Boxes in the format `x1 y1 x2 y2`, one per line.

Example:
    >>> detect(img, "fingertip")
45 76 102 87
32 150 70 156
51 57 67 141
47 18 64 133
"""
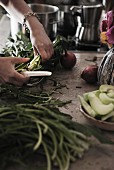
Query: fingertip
23 58 30 63
12 57 30 64
22 58 30 62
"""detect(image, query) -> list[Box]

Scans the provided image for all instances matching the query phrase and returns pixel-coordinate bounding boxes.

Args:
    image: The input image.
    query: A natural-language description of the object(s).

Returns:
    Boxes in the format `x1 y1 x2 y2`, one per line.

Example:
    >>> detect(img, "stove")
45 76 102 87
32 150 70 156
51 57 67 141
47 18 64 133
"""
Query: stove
63 35 102 51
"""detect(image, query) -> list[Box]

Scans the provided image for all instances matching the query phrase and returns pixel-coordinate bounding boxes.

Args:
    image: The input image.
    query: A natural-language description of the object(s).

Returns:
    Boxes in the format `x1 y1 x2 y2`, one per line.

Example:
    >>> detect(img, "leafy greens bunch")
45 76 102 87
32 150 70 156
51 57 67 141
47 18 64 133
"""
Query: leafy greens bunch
1 33 67 72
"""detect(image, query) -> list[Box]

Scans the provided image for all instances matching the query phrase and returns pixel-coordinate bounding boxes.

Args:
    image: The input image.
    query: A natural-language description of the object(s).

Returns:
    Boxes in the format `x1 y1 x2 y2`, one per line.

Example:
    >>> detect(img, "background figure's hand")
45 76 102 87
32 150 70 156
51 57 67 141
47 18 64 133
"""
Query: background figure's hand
29 22 54 62
0 57 30 86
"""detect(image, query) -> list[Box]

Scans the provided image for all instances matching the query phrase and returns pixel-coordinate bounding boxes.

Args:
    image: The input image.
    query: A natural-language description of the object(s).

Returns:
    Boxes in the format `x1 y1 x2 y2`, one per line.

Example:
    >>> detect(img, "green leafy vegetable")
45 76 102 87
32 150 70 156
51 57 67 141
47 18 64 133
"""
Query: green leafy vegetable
1 33 68 73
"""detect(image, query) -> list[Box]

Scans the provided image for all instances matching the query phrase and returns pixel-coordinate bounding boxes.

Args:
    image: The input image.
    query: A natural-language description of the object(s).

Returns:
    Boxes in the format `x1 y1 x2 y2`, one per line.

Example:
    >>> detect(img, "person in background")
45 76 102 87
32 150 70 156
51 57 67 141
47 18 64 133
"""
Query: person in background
0 0 54 86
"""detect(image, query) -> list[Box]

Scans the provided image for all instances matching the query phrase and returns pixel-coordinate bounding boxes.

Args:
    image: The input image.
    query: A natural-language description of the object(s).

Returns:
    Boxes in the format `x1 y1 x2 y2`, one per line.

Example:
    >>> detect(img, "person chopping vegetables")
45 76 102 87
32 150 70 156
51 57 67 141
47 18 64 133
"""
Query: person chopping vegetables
0 0 54 86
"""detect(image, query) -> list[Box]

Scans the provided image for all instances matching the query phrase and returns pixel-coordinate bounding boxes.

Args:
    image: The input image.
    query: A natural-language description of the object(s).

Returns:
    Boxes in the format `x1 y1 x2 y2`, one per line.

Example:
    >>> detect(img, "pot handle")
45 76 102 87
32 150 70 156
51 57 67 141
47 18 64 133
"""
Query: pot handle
70 5 82 27
70 5 82 16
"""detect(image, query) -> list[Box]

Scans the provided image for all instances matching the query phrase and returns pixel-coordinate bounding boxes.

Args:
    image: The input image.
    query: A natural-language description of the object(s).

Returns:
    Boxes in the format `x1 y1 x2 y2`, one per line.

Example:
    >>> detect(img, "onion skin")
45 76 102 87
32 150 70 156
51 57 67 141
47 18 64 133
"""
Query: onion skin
60 51 76 69
81 65 98 84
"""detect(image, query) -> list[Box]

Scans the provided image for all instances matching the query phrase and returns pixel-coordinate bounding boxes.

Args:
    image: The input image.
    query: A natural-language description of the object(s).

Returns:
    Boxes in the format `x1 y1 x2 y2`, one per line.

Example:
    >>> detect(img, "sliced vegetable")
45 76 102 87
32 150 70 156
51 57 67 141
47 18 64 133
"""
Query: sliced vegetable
107 90 114 98
101 111 114 121
88 92 114 115
99 92 114 104
78 95 97 117
99 84 114 93
83 90 100 102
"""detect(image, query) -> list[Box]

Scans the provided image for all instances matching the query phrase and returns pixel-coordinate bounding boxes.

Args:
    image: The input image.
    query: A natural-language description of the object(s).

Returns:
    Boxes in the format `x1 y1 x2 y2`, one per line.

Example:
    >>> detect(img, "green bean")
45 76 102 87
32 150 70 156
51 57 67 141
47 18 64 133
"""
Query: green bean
64 142 84 154
41 118 76 143
1 130 36 139
70 130 88 140
33 104 72 124
47 128 57 160
62 144 70 170
69 130 90 150
0 107 12 113
42 141 51 170
33 123 42 151
55 155 64 170
0 110 16 118
69 154 76 162
21 113 49 133
58 132 64 150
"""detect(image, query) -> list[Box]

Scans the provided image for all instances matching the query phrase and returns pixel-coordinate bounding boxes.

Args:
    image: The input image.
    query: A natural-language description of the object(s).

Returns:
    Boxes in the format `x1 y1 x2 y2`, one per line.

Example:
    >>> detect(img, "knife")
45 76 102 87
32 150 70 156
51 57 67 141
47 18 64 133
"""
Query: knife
22 71 52 77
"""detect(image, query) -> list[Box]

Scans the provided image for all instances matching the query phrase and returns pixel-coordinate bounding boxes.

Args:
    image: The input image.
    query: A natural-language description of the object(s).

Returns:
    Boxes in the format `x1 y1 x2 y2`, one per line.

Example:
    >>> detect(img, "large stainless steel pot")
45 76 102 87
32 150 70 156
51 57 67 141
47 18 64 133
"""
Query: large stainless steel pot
71 3 103 44
10 4 59 41
57 5 78 37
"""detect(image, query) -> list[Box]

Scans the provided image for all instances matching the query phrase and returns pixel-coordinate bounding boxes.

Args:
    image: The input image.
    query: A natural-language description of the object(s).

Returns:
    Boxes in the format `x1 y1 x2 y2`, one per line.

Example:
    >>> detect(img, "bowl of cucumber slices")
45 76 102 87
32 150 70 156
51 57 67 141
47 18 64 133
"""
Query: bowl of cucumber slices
78 84 114 131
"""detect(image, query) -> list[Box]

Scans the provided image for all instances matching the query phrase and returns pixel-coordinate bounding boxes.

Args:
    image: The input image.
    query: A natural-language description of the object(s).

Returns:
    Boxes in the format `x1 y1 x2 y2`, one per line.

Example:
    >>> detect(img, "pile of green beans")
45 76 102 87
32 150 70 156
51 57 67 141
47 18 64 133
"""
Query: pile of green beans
0 103 90 170
0 84 113 169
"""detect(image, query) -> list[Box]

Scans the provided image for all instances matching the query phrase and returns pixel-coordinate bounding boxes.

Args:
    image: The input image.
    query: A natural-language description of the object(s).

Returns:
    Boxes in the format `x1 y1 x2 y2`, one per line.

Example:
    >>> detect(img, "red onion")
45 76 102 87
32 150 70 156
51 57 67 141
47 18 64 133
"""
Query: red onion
81 64 98 84
60 51 76 69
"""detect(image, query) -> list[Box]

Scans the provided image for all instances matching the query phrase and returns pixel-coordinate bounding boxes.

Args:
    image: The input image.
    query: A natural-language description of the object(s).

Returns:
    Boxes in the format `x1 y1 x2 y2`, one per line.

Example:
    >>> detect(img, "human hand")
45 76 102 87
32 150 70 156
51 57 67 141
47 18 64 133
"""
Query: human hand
29 21 54 62
0 57 30 86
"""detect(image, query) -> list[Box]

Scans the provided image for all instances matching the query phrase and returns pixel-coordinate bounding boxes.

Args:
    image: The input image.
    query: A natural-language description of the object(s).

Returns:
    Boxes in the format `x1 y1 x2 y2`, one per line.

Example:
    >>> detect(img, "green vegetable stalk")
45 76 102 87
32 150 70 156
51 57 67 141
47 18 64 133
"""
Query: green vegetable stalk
27 54 41 71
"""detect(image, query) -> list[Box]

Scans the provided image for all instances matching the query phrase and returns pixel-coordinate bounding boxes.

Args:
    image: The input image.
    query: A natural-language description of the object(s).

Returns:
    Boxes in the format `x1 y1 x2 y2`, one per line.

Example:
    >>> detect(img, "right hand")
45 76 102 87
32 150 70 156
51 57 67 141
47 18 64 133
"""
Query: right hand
0 57 30 86
28 18 54 62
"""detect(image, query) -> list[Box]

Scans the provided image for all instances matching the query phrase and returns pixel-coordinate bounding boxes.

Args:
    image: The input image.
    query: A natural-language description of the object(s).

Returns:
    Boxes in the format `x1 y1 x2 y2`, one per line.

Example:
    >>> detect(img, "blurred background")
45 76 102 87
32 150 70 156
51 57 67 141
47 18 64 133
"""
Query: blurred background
0 0 114 52
23 0 113 51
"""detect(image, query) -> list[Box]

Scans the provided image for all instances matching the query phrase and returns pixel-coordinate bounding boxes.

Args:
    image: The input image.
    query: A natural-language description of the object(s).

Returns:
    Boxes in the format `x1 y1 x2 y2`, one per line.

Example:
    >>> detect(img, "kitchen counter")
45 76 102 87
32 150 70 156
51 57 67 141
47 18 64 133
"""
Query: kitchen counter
4 51 114 170
0 14 114 170
50 51 114 170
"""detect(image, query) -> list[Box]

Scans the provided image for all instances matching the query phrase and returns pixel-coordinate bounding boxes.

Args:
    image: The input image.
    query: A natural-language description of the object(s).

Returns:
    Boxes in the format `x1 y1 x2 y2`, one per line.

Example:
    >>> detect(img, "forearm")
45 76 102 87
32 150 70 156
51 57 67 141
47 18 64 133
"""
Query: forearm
0 0 42 30
0 0 54 61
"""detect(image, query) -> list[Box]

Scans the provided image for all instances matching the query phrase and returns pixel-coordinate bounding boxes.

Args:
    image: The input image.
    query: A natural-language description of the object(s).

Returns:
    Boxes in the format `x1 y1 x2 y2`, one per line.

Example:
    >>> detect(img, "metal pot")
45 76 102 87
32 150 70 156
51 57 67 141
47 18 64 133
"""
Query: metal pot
71 4 103 44
10 4 59 41
57 5 78 37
